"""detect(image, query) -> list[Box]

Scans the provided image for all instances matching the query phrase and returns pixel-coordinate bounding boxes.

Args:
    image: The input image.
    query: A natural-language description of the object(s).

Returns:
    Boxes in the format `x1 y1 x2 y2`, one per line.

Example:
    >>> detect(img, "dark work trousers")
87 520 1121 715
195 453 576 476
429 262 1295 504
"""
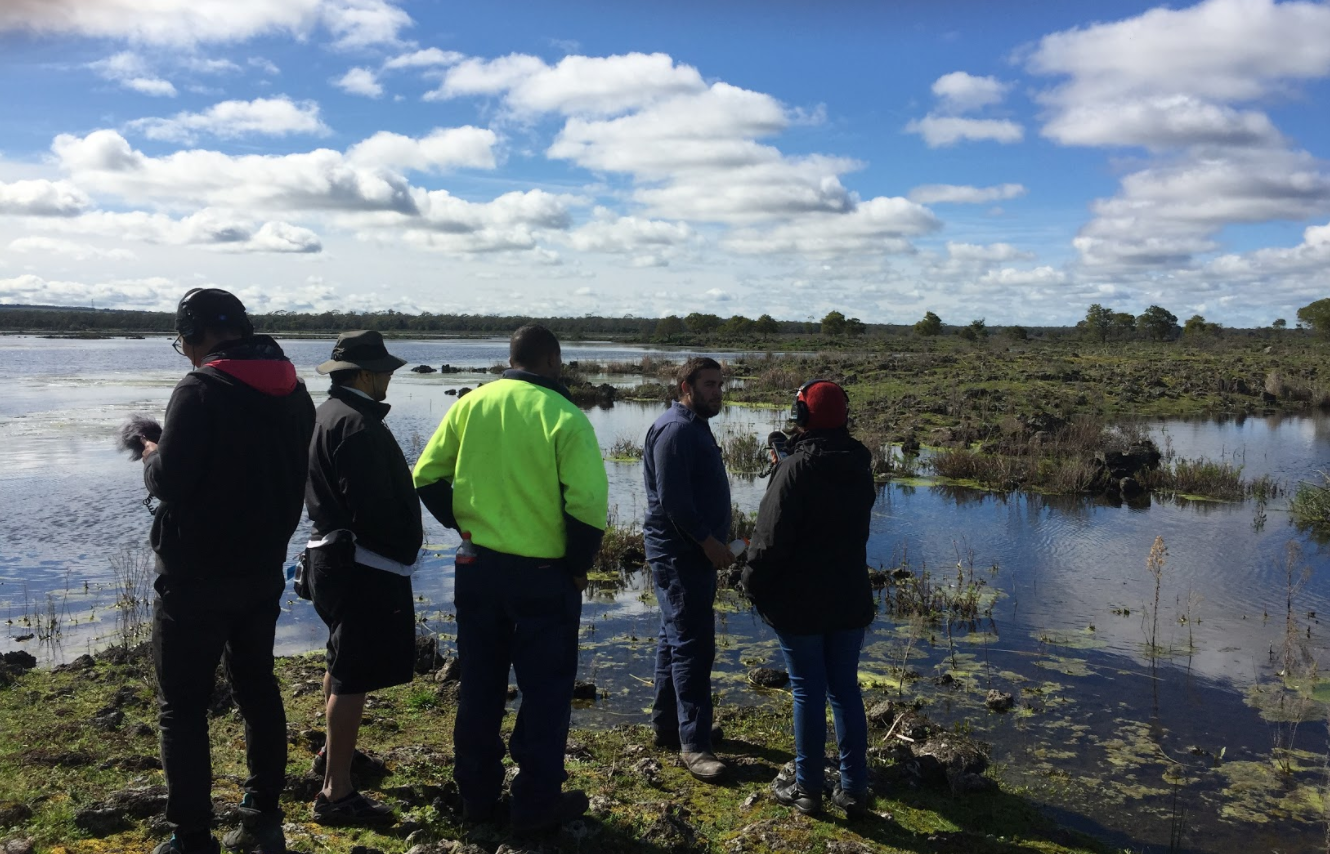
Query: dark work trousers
453 550 582 826
651 557 717 753
152 572 288 835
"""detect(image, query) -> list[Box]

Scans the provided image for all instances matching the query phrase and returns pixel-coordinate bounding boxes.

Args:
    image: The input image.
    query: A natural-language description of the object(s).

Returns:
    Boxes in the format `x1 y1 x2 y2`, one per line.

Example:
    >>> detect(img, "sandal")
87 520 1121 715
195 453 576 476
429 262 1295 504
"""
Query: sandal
311 791 394 826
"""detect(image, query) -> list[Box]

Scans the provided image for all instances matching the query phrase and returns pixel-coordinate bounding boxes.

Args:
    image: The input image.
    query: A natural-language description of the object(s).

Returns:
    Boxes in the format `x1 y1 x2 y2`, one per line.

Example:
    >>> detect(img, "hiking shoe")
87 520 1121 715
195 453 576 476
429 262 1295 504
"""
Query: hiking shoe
510 790 590 835
221 794 286 854
681 751 727 781
310 746 386 777
311 791 395 826
152 835 220 854
652 725 723 750
773 776 822 816
831 785 870 819
461 797 507 825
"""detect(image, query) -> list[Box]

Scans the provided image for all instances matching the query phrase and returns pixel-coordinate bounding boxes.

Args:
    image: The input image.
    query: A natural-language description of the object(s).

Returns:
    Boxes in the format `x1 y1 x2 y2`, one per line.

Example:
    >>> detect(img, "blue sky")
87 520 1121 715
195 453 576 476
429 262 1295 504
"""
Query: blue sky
2 0 1329 326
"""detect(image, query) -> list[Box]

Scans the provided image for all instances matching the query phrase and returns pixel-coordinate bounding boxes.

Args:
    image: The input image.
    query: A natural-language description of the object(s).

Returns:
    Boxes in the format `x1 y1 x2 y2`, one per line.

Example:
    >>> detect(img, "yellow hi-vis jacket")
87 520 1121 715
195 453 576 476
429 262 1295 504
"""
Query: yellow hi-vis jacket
412 376 608 559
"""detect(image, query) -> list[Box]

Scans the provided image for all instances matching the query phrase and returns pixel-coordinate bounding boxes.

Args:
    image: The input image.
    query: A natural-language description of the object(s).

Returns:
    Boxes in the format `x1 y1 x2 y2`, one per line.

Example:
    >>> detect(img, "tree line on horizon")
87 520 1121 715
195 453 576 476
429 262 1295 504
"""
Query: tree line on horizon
1 300 1327 341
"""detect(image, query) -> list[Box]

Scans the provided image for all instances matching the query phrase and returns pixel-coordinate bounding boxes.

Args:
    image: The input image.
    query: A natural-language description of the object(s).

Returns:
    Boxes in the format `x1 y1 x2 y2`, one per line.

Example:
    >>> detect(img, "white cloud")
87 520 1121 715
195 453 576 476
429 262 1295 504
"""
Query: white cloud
383 48 464 70
334 67 383 98
905 116 1023 147
89 51 177 97
249 57 281 75
345 127 499 173
128 97 330 143
944 242 1033 263
564 212 694 255
0 273 187 309
1042 95 1282 149
1027 0 1330 106
435 52 706 116
722 197 939 256
33 208 322 252
0 0 410 48
321 0 411 49
0 180 90 216
7 237 136 261
932 72 1010 113
909 183 1026 204
183 56 242 74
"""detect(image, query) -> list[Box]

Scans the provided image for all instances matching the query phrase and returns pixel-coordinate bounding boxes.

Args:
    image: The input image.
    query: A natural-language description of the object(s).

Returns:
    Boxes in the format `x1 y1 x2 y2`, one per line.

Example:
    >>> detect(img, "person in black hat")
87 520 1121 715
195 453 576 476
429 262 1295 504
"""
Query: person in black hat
142 288 315 854
303 330 423 825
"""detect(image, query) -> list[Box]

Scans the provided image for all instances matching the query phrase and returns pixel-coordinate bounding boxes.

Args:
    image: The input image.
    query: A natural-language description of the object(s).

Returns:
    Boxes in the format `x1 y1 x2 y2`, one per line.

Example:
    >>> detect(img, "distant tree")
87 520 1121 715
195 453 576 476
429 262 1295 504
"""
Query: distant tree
721 314 754 335
684 312 722 334
1136 305 1180 341
1296 299 1330 337
820 310 847 336
655 314 685 340
914 311 943 337
1084 304 1113 342
1005 325 1028 341
754 313 780 336
845 317 867 337
1272 318 1287 331
1111 312 1137 339
957 318 988 342
1183 314 1221 337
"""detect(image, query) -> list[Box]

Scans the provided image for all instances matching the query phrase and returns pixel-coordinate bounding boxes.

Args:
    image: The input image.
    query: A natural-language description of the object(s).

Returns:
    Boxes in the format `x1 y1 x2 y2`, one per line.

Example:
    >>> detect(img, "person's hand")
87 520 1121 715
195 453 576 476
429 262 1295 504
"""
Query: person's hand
141 439 158 460
572 573 588 592
701 536 736 570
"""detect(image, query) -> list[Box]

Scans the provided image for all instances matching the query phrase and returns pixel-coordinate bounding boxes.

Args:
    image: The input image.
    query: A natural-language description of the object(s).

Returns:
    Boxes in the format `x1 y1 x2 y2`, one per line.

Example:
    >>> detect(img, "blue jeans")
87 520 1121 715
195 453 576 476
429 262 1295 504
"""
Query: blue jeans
651 559 716 752
453 551 582 826
776 627 868 794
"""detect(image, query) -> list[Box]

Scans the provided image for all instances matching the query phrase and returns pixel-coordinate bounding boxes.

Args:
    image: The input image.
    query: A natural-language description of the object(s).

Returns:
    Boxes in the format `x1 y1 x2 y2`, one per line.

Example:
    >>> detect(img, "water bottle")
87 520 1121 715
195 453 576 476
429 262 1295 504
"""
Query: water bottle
456 531 479 566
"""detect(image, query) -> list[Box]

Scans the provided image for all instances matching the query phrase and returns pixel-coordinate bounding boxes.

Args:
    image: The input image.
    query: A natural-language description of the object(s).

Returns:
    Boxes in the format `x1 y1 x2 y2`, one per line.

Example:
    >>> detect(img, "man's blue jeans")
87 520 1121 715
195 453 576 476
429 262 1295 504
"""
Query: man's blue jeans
453 551 581 826
775 627 869 794
651 558 716 752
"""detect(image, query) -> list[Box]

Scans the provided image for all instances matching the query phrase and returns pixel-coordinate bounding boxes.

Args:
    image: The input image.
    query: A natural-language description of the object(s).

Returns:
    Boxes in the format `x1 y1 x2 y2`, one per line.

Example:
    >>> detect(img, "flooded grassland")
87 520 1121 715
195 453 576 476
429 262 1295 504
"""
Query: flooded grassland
2 336 1330 854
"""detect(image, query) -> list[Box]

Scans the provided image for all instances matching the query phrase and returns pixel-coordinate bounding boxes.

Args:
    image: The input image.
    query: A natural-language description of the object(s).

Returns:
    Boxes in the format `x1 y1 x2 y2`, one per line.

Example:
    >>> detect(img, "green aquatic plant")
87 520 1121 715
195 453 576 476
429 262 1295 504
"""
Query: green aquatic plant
1289 470 1330 534
606 435 644 461
1144 536 1167 659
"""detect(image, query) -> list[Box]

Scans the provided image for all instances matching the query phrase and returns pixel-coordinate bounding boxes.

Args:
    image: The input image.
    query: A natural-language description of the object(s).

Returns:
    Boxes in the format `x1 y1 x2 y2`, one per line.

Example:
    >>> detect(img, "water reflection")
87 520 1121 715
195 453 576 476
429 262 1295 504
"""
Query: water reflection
3 339 1330 854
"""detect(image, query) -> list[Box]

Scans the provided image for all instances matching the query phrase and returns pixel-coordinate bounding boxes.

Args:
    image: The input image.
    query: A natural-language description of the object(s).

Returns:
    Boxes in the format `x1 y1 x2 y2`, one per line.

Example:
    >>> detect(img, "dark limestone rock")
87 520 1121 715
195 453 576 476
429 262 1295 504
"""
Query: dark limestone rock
0 803 33 826
410 365 437 373
985 689 1014 712
572 681 598 700
746 668 790 689
0 651 36 673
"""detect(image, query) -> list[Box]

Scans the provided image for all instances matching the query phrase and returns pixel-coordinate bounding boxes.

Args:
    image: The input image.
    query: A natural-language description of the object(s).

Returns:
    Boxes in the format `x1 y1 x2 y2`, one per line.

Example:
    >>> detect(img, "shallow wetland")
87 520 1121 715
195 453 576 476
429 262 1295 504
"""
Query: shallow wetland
2 336 1329 853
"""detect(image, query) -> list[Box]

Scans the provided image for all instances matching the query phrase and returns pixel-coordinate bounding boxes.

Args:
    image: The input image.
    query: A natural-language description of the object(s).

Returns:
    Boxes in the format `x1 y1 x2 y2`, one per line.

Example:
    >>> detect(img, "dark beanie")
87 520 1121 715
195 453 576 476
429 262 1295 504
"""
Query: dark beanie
802 381 848 430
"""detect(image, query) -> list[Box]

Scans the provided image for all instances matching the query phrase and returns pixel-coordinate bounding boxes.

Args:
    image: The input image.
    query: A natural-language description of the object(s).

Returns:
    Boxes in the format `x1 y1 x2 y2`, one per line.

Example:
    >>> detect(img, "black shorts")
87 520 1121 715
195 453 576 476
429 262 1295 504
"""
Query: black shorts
307 543 416 695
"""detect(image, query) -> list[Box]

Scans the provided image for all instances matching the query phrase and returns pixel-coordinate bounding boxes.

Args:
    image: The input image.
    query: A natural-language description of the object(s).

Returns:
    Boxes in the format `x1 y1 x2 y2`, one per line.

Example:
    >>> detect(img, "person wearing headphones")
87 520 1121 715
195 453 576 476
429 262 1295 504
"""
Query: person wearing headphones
141 288 315 854
741 379 877 819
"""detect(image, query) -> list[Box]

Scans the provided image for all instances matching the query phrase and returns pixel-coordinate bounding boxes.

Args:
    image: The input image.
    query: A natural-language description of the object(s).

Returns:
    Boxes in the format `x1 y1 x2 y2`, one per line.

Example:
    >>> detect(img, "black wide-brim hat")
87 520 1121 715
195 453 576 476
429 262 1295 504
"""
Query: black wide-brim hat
316 330 408 374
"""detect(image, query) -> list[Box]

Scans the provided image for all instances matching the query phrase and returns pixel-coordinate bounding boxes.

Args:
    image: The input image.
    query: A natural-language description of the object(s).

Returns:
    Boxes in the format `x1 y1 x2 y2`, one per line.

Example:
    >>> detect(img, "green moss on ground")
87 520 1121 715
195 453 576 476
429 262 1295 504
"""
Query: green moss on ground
0 652 1117 854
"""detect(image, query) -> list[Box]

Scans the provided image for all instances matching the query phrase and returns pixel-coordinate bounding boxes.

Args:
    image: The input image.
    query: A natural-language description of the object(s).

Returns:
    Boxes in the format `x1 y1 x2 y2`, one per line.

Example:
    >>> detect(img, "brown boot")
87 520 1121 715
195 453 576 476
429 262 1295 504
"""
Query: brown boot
681 751 726 781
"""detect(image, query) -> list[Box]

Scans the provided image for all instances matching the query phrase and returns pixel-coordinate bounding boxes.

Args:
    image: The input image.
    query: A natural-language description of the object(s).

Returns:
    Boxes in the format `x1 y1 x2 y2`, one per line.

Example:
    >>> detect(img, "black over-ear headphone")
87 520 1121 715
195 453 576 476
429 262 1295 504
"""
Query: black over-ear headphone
790 378 849 426
176 288 253 345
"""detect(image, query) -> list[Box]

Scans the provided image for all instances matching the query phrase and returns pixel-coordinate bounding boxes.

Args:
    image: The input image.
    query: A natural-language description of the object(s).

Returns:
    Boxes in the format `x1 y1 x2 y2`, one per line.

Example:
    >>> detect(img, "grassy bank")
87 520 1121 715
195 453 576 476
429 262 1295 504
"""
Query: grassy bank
0 649 1113 854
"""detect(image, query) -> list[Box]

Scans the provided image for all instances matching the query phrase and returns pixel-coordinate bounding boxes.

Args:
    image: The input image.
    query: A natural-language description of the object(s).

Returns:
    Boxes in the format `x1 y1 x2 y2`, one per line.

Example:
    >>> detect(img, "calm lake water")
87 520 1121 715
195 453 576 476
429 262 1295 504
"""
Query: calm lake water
3 335 1329 854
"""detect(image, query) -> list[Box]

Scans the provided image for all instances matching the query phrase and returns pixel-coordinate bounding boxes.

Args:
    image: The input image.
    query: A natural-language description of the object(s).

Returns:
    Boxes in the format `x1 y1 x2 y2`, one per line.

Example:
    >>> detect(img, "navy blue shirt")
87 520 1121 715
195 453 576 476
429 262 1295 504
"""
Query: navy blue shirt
643 402 732 563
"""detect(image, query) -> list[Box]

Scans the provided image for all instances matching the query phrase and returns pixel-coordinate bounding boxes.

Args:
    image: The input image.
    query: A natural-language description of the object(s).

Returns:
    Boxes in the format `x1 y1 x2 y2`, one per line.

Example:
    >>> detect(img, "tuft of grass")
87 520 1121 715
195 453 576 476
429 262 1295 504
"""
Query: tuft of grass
593 517 647 574
1289 471 1330 534
718 431 768 475
606 435 644 461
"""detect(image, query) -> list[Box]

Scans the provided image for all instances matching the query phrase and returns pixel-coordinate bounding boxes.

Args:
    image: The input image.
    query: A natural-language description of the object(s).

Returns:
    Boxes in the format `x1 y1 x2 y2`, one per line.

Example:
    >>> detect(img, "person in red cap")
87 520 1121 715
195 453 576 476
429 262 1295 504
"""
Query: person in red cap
742 379 877 819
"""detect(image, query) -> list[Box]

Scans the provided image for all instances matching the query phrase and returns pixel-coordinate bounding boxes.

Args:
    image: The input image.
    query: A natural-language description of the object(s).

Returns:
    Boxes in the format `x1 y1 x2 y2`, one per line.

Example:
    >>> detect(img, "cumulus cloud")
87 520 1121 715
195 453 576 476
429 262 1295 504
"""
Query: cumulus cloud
383 48 464 70
128 97 330 143
722 197 940 255
89 51 176 97
0 273 187 309
909 183 1026 205
0 0 410 48
1042 95 1282 150
34 208 322 252
932 72 1010 113
0 180 91 216
334 67 383 98
433 52 706 116
905 116 1023 147
563 210 694 256
346 127 498 172
7 236 136 261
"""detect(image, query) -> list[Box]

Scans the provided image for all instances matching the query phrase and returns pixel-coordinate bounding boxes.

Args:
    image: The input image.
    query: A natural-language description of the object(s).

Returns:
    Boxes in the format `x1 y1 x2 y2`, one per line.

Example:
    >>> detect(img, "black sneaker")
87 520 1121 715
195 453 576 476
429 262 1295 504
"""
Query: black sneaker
510 789 590 835
152 835 220 854
831 785 870 819
311 791 395 826
221 794 286 853
772 776 821 816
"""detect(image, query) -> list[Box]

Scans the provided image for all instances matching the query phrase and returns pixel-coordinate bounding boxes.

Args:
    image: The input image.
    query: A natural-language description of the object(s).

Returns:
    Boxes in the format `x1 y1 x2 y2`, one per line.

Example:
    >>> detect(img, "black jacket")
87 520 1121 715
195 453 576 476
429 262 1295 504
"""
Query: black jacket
145 336 315 580
306 385 423 565
741 428 877 635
